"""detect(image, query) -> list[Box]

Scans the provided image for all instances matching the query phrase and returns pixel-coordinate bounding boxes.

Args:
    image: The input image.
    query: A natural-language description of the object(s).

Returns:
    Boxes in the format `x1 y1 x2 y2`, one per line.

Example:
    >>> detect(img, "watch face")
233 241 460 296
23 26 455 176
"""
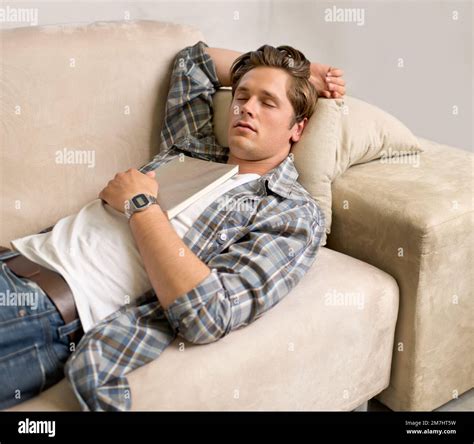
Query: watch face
132 194 149 208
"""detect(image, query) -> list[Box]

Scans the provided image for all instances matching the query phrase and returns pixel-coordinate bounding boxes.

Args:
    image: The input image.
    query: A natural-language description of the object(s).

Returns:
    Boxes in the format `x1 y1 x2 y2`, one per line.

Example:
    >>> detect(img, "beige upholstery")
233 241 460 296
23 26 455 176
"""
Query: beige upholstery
328 137 474 411
2 19 467 412
336 95 422 175
0 20 205 246
6 247 399 411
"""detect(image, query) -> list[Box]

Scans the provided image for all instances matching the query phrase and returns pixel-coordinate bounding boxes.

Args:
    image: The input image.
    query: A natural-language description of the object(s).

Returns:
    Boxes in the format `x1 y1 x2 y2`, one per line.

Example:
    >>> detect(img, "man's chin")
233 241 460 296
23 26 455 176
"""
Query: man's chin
229 136 255 152
228 143 256 157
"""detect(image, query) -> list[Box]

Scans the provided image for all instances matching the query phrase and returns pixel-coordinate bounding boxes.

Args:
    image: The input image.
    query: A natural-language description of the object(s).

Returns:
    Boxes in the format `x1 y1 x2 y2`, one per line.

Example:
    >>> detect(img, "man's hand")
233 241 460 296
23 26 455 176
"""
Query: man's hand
99 168 159 214
309 62 346 99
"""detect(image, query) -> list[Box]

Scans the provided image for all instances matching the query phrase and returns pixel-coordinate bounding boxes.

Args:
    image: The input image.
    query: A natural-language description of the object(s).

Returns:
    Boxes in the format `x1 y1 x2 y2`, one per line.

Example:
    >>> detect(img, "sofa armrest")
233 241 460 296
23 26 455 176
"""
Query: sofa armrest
327 137 473 411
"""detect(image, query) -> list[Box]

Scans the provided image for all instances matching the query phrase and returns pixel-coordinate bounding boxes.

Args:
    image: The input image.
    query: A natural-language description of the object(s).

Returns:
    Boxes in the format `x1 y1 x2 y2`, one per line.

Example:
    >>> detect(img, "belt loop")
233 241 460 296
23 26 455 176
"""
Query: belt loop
58 318 84 346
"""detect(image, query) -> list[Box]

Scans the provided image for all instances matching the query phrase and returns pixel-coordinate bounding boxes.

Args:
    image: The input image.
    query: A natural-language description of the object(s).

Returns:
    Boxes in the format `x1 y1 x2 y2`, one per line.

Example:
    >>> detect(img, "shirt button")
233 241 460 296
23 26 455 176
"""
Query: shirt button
219 232 227 241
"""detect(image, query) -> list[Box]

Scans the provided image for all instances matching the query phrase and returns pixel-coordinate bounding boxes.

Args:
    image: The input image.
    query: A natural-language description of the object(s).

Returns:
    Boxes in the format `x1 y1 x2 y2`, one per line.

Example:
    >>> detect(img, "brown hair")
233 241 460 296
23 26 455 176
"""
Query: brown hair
230 44 318 128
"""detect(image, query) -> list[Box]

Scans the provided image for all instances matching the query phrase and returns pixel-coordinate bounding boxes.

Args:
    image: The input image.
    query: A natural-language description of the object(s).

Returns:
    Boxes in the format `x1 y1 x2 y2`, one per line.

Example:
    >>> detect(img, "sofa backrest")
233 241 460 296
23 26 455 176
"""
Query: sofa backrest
0 20 204 245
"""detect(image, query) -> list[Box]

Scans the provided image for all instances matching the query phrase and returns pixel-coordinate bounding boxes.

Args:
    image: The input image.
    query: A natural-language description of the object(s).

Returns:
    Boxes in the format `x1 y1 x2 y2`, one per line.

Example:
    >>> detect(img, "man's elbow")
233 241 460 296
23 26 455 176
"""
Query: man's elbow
170 292 232 345
178 317 228 345
182 329 222 345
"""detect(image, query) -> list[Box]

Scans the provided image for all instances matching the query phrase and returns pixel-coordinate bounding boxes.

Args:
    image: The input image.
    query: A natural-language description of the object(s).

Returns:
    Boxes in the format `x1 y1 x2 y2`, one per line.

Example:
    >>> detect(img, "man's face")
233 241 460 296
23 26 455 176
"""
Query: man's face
227 66 307 163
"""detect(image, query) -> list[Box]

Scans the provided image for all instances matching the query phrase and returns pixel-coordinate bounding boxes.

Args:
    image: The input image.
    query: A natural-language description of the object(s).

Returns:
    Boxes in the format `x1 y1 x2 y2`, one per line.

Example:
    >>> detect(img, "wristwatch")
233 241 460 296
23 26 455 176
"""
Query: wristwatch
124 193 158 221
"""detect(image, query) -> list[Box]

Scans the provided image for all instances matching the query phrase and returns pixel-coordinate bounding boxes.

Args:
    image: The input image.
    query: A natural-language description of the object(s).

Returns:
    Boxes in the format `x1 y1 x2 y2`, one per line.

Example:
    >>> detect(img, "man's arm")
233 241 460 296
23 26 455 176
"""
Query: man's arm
98 166 212 311
203 47 243 87
129 203 212 311
206 45 346 98
158 41 240 154
128 46 244 310
102 42 242 311
161 199 325 345
130 43 242 310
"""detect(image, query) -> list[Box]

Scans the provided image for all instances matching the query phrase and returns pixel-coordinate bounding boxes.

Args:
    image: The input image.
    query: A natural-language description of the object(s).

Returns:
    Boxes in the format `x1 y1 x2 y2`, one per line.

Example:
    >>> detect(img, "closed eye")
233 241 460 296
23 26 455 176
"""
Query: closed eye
236 97 276 107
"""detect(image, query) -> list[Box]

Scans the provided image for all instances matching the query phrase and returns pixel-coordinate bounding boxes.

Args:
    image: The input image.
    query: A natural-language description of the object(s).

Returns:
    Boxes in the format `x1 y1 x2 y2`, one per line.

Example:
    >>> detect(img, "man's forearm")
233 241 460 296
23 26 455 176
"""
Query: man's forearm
204 47 243 87
129 204 211 310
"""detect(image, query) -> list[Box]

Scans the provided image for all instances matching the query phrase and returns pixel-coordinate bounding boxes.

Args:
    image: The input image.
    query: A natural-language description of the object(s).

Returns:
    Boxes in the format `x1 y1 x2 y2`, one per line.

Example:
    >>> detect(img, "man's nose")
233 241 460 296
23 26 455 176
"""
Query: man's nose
240 97 257 116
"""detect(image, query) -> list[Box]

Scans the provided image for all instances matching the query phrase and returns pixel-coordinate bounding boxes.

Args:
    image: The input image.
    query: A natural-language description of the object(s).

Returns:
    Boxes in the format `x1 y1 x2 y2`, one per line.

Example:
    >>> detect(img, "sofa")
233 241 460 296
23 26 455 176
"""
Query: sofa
1 20 471 412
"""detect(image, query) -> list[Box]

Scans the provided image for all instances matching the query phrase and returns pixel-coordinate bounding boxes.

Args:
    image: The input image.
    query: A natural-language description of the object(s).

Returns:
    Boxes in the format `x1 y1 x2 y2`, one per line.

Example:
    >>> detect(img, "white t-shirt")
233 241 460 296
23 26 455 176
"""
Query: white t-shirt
11 173 260 332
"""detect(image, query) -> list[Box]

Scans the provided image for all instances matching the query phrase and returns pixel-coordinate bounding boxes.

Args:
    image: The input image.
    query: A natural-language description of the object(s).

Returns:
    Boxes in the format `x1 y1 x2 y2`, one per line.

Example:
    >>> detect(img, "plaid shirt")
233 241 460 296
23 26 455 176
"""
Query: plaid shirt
64 40 325 411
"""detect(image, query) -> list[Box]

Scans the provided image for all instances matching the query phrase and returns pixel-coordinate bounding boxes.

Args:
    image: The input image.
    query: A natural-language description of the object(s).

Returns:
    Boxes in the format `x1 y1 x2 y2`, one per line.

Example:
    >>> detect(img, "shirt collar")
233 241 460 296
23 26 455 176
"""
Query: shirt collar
260 155 299 199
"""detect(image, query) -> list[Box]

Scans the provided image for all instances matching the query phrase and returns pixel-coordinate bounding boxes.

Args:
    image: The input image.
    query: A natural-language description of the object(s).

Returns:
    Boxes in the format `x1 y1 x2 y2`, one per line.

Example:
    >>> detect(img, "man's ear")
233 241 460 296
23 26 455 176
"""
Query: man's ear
290 117 308 143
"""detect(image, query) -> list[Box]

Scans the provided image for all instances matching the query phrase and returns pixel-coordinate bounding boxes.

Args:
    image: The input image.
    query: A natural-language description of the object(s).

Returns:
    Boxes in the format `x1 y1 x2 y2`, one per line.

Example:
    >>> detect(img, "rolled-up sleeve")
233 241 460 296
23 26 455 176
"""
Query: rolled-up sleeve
159 40 222 153
163 200 325 345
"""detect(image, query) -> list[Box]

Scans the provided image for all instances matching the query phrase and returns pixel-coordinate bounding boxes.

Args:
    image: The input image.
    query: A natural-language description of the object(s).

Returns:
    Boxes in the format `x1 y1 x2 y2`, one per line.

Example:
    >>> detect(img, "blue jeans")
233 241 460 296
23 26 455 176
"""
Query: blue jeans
0 259 83 409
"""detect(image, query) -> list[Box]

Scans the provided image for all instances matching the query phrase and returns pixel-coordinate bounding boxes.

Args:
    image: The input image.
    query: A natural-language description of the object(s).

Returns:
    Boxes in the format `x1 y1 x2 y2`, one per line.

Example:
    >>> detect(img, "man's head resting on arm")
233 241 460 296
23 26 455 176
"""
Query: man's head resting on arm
226 44 318 176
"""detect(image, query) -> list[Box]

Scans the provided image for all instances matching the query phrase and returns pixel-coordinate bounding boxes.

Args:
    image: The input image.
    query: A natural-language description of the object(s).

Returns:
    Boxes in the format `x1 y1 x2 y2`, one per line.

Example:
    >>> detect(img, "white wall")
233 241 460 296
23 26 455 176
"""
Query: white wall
1 0 472 151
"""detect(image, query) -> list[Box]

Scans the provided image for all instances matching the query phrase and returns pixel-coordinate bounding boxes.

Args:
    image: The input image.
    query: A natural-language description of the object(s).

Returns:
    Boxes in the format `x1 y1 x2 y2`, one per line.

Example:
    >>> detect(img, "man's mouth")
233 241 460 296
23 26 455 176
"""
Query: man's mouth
234 121 257 132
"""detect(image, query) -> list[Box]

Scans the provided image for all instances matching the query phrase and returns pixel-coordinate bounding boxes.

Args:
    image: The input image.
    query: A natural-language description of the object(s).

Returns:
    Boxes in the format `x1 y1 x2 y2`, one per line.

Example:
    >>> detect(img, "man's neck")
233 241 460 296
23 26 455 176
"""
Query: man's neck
226 152 286 176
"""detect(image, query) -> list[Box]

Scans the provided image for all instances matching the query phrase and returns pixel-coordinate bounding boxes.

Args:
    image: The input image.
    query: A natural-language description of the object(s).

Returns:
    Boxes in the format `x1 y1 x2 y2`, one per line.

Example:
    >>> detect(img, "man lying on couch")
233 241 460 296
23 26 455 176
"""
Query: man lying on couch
0 41 345 411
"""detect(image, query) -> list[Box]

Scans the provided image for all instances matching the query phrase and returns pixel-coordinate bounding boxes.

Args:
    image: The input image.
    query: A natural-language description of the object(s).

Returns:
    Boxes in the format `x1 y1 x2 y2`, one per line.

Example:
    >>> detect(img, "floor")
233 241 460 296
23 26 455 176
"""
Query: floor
367 388 474 411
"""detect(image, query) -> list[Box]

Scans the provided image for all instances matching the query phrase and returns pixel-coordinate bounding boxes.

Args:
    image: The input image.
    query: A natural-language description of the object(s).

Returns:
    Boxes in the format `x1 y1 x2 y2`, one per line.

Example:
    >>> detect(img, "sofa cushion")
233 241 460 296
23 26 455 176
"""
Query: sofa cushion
6 247 399 411
336 95 422 175
290 99 343 246
0 20 205 246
